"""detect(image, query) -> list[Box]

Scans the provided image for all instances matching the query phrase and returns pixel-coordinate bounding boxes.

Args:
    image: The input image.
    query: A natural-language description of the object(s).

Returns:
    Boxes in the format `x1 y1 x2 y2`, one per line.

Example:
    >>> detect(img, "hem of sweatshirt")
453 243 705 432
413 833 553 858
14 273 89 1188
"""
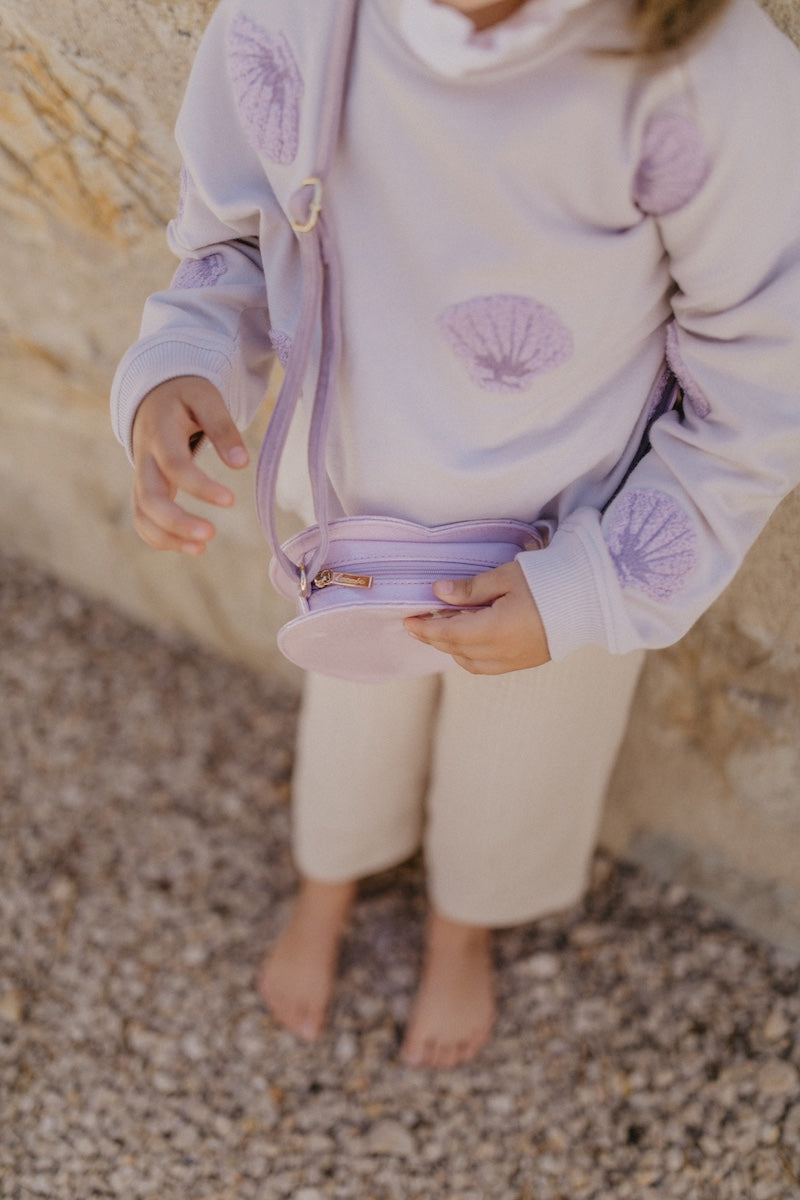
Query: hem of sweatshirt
110 331 237 464
516 522 614 661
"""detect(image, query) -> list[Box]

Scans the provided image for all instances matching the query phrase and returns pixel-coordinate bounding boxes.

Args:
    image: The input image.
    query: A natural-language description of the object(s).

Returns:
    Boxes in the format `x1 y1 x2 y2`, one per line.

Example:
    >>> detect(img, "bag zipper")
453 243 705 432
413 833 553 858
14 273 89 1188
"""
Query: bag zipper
311 559 512 591
313 569 374 590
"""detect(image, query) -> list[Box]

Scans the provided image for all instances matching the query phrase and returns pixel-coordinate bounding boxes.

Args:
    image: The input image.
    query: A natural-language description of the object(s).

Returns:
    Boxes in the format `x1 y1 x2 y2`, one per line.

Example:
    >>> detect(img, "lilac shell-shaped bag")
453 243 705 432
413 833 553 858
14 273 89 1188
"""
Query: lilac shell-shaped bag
269 517 544 682
255 1 545 682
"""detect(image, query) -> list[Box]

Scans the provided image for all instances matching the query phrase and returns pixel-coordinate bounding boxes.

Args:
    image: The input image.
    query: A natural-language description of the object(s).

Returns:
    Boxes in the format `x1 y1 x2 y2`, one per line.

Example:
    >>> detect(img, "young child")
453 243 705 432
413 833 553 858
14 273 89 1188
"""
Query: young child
112 0 800 1068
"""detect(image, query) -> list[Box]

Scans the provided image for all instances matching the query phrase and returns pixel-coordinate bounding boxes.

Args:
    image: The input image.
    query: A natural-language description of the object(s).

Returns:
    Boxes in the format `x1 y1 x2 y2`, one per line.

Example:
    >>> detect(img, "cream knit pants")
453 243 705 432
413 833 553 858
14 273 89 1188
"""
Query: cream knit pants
291 646 644 927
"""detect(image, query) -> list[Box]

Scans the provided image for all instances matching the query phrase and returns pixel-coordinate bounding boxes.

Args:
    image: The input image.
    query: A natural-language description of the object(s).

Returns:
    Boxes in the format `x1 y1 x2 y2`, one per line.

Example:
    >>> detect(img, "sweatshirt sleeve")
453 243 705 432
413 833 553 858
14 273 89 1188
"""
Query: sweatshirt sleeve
518 1 800 660
110 0 284 462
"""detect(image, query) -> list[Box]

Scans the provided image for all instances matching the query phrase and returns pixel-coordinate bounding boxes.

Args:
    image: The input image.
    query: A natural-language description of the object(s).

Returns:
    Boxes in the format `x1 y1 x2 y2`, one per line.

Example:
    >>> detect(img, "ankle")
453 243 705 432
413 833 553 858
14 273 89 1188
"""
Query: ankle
426 909 492 951
294 875 357 933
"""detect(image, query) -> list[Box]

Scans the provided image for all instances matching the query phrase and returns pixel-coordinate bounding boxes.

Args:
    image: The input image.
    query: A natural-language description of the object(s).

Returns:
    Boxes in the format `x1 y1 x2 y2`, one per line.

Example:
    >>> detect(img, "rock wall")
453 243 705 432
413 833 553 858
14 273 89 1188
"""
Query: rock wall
2 0 799 952
0 0 295 679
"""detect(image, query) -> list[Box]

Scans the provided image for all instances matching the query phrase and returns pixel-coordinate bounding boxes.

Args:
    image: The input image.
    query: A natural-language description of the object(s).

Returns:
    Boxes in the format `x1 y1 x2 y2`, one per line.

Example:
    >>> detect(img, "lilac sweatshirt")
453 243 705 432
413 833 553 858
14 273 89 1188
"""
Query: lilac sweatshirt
111 0 800 660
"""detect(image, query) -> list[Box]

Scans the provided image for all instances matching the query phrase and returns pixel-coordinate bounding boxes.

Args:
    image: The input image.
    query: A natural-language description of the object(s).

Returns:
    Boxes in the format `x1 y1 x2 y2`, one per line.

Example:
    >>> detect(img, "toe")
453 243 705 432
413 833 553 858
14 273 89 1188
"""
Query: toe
296 1004 324 1042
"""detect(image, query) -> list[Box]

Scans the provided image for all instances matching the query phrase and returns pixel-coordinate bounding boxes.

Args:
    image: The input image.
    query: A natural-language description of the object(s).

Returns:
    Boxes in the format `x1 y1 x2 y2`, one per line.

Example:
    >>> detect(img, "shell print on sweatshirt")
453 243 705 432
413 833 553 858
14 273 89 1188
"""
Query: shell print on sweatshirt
227 12 304 164
437 295 574 393
605 489 698 602
111 0 800 661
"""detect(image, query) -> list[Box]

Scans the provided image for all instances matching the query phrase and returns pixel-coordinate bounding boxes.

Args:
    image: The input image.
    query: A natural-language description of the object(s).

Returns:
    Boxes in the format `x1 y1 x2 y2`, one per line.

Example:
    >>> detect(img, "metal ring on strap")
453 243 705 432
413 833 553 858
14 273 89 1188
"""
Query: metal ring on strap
291 177 324 234
299 562 311 599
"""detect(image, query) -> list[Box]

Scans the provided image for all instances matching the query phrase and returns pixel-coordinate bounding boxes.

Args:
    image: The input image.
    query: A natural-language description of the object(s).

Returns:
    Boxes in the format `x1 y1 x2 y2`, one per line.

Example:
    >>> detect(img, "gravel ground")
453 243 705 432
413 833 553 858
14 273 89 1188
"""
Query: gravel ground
1 548 799 1200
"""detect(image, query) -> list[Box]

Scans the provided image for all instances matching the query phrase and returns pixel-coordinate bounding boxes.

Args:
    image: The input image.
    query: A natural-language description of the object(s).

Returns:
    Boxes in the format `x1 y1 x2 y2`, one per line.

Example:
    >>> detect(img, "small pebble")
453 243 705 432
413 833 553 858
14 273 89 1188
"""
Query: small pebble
757 1059 799 1097
365 1120 417 1157
335 1032 359 1063
49 875 77 904
517 952 560 979
0 988 24 1024
180 1033 206 1062
762 1010 790 1042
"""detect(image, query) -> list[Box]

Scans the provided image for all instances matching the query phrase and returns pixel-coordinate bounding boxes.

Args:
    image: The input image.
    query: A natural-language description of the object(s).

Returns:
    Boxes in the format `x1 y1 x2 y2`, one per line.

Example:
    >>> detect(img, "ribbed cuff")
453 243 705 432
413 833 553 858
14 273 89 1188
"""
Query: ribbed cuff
110 331 236 463
516 523 610 660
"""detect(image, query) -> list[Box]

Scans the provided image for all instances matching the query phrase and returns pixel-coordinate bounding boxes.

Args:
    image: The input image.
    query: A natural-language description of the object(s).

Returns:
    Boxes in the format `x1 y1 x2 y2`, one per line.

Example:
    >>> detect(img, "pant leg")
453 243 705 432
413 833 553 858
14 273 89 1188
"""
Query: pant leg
292 671 440 882
424 646 645 927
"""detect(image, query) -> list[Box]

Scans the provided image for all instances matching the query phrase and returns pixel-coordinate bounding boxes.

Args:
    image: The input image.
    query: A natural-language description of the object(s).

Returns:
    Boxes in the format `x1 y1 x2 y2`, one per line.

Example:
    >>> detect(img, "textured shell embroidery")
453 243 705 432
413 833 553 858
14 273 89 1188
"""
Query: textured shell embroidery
605 488 697 601
438 295 573 393
173 253 227 290
665 323 711 419
633 111 710 217
268 328 293 368
227 14 303 165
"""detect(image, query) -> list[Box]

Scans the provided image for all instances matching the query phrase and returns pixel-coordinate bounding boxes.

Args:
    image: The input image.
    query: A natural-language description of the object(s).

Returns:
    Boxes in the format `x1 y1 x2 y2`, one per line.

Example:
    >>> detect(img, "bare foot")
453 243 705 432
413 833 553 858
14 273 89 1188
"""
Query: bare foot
256 876 356 1041
401 910 496 1068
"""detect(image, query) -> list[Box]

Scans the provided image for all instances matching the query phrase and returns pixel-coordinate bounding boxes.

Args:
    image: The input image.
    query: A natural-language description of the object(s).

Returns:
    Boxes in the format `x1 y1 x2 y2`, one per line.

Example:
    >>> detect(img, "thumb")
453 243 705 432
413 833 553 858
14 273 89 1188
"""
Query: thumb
432 566 507 608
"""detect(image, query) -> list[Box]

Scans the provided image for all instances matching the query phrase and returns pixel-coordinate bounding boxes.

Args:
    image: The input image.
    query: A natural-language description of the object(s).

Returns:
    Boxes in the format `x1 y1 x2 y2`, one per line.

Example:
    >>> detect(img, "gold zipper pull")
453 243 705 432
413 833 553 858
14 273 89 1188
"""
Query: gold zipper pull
313 569 374 590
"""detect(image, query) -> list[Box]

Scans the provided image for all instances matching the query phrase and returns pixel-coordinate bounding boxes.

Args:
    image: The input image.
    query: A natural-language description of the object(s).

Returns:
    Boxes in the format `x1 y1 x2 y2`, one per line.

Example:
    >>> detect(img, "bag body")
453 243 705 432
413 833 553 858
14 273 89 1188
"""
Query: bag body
270 516 546 682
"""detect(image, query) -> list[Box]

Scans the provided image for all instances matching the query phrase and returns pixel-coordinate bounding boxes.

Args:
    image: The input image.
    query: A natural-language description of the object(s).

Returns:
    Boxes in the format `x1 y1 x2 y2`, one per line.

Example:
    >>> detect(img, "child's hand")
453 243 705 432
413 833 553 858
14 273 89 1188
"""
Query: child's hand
131 376 250 555
403 561 551 674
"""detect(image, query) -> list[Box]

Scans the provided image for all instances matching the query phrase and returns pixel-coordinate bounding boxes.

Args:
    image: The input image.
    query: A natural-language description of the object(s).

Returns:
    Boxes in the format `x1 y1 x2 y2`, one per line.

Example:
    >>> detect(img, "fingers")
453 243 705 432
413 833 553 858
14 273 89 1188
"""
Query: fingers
151 425 238 510
131 377 249 555
132 451 217 554
430 568 506 609
403 566 511 669
184 379 250 471
404 564 512 650
135 378 247 497
133 507 208 556
407 606 507 673
404 562 550 674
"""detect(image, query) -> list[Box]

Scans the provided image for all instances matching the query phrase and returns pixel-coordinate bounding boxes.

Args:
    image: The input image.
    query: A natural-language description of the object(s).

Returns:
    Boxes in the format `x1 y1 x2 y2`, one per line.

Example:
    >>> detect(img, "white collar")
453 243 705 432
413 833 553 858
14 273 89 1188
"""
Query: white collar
396 0 592 77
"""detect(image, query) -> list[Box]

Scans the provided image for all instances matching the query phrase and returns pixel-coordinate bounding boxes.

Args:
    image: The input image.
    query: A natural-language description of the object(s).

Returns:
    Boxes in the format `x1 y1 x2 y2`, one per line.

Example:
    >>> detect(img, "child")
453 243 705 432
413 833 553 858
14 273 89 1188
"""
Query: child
112 0 800 1067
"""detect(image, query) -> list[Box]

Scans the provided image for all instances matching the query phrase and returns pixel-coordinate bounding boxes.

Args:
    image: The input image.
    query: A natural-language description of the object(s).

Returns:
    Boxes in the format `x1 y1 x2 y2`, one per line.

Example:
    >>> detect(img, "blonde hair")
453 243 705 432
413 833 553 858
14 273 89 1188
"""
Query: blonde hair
630 0 733 53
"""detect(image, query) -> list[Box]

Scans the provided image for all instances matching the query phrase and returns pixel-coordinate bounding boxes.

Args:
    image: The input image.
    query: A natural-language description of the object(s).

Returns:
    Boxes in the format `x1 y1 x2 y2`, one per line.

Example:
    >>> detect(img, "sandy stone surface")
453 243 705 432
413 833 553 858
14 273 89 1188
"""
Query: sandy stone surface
1 549 799 1200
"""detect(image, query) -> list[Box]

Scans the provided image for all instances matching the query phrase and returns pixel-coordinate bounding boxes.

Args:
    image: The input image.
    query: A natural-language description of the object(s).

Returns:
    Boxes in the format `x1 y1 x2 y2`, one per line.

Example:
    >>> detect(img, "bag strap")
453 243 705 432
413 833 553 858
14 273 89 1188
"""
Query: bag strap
255 0 677 590
255 1 359 594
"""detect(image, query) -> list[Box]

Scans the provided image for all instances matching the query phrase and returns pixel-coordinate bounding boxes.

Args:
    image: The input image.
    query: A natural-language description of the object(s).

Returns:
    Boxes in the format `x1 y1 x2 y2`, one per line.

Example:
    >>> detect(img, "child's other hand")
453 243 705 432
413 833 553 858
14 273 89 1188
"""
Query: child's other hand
403 561 551 674
131 376 249 555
